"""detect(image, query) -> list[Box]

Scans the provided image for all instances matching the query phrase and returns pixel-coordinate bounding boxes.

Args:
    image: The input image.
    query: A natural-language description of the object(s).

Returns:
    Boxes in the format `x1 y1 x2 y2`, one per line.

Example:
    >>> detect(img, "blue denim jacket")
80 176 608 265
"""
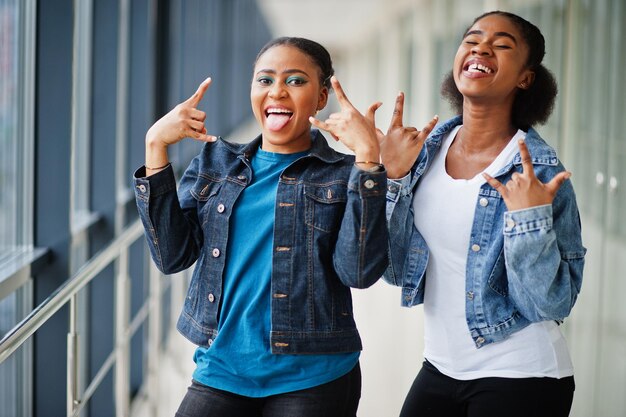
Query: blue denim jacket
384 116 586 348
134 130 388 354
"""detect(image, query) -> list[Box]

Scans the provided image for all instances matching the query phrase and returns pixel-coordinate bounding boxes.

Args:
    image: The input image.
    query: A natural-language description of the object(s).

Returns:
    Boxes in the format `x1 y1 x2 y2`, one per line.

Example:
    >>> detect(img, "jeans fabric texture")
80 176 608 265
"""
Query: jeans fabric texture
399 360 575 417
175 362 362 417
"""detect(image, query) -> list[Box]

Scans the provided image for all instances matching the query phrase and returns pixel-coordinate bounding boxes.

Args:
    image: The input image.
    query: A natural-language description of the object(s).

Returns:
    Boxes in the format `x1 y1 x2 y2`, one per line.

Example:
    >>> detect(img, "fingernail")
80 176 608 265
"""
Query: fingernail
565 172 572 179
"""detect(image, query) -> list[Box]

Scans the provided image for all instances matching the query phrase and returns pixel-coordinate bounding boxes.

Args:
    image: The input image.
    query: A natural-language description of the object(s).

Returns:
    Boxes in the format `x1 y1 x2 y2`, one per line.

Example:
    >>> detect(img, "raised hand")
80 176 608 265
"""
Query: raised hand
145 77 216 173
146 77 216 148
379 92 438 179
482 139 571 211
309 76 381 165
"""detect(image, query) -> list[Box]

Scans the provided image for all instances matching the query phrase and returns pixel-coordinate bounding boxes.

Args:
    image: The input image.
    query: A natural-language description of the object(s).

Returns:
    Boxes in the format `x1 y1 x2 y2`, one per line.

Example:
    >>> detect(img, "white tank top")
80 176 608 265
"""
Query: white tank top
412 125 573 380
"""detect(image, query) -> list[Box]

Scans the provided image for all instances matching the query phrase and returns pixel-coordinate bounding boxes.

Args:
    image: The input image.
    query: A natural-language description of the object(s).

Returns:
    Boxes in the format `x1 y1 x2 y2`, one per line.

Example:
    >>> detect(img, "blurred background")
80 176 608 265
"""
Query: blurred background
0 0 624 416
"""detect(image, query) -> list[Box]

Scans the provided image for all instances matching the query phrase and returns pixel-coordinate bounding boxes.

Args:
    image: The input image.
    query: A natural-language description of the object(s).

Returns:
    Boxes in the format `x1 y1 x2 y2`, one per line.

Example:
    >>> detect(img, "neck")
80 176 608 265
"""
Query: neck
459 101 517 153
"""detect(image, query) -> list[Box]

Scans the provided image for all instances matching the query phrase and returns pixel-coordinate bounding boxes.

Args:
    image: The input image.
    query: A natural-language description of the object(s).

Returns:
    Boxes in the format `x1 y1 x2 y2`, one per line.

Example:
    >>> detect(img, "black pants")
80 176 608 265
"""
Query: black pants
175 362 361 417
400 360 575 417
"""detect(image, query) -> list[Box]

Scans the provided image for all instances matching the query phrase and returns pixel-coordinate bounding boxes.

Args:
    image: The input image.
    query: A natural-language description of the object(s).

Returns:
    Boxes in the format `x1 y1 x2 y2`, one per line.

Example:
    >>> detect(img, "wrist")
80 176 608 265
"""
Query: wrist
354 161 384 172
353 148 379 164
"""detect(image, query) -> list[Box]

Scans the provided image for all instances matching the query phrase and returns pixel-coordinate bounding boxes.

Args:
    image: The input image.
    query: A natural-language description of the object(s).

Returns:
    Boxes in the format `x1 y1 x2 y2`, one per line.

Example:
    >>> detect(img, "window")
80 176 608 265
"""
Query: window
0 2 36 417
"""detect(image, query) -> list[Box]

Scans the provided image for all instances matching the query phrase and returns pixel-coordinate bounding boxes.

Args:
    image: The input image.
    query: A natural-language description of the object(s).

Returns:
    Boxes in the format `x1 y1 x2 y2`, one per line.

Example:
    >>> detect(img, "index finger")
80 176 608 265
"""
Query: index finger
517 139 536 178
330 76 355 110
389 92 405 128
187 77 212 107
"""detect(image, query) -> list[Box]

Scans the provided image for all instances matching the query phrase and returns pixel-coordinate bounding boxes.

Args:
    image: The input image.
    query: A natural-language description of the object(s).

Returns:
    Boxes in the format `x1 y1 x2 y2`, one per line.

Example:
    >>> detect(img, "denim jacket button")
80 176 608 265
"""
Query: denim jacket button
208 339 213 346
467 291 474 300
475 337 485 346
388 184 398 193
217 204 225 213
471 244 480 252
208 293 215 303
479 197 488 207
364 179 375 189
212 248 220 257
137 184 146 193
506 219 516 229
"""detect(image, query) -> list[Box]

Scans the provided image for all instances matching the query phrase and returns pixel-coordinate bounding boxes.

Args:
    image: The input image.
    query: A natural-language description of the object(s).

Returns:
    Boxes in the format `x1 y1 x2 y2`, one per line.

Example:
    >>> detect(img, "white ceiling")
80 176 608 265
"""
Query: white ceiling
256 0 388 54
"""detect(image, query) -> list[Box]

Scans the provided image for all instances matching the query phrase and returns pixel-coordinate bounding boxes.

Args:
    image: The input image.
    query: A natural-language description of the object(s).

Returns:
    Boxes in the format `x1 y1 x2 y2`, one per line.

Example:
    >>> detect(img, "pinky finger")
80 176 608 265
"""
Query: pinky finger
192 129 217 142
421 115 439 135
309 116 330 131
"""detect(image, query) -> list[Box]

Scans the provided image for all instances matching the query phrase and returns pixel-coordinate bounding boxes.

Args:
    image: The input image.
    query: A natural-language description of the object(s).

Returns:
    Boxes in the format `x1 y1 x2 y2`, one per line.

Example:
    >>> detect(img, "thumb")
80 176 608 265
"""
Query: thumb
366 101 382 123
545 171 571 195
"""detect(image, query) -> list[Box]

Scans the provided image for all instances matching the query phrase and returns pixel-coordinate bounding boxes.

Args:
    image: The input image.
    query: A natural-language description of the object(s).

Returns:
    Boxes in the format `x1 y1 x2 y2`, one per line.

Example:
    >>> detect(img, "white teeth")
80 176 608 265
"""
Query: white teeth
468 63 493 74
266 108 292 114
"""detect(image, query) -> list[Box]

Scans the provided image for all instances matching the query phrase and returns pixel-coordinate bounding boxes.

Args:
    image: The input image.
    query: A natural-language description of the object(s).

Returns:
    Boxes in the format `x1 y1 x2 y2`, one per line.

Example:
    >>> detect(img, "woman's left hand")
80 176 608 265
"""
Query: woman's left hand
309 76 381 165
482 140 571 211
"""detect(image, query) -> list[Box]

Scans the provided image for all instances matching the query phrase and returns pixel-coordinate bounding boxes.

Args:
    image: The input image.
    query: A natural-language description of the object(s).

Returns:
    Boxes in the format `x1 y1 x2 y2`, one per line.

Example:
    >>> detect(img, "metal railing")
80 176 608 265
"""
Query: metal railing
0 219 162 417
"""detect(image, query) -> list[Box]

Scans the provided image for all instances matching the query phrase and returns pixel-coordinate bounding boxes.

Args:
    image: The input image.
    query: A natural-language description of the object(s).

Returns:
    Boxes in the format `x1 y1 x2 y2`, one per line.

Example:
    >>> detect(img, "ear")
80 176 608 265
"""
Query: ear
317 86 329 111
518 70 535 90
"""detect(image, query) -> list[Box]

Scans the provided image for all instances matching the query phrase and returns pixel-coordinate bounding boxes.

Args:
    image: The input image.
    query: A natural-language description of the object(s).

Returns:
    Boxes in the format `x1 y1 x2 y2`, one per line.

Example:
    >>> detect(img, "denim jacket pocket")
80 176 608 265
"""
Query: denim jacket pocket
304 182 348 233
189 173 222 226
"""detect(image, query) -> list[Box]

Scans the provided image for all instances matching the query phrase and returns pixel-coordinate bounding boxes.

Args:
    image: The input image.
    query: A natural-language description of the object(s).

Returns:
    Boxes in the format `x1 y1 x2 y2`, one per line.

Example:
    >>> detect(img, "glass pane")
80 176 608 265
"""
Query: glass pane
595 1 626 415
0 1 19 261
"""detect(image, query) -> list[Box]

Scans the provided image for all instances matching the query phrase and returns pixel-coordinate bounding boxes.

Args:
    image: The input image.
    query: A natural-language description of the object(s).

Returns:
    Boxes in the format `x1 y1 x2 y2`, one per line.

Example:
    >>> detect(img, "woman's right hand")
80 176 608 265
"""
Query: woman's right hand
379 92 438 179
145 77 216 172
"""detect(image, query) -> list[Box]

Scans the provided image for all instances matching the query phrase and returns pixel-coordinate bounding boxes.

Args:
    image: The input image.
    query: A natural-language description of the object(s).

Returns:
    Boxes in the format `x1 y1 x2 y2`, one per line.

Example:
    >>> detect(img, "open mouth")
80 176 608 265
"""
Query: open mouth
265 107 294 131
464 62 494 74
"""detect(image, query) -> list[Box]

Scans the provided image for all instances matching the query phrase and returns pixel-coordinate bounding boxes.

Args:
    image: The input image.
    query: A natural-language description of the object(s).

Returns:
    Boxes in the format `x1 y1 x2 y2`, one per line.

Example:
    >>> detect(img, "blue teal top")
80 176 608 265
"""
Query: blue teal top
191 147 359 397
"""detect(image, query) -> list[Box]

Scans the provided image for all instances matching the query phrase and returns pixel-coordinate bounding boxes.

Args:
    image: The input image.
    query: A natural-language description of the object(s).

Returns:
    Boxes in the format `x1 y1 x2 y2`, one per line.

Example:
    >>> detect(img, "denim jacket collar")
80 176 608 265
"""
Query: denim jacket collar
220 129 346 165
419 115 559 179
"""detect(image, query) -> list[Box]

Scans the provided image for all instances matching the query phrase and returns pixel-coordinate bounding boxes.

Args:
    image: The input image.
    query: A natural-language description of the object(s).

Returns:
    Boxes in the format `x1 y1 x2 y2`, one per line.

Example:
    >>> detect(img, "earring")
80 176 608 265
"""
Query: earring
519 82 527 88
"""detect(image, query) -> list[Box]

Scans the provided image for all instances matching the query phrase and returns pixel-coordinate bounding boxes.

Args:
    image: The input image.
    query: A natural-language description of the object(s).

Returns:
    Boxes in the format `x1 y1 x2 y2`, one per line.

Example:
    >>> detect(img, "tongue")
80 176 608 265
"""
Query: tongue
266 113 291 131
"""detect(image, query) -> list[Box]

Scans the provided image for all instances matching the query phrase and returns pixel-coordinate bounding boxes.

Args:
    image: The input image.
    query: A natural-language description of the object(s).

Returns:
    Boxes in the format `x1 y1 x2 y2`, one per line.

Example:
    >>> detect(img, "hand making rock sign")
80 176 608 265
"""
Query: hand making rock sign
482 139 571 211
377 91 438 179
144 77 216 174
309 76 382 170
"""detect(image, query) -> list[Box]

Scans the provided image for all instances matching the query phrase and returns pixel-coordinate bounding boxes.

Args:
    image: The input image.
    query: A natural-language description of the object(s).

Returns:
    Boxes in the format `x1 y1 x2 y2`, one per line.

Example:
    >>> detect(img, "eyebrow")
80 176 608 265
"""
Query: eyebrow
255 69 310 77
464 29 518 44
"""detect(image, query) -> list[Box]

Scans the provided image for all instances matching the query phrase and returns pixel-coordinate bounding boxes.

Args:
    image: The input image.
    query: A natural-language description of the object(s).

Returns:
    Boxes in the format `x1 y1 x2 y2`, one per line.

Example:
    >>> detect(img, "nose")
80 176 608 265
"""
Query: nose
471 42 492 56
268 82 287 99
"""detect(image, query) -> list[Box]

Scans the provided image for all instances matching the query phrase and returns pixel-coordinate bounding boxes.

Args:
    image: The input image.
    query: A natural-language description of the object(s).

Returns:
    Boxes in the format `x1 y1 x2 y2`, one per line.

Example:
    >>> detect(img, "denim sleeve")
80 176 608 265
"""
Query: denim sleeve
382 174 415 287
134 158 204 274
332 166 389 289
503 179 586 321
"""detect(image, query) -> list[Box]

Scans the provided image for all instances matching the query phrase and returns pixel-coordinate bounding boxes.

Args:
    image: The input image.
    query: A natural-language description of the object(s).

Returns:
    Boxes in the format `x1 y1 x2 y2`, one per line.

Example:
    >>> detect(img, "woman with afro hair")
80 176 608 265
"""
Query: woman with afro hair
380 11 586 417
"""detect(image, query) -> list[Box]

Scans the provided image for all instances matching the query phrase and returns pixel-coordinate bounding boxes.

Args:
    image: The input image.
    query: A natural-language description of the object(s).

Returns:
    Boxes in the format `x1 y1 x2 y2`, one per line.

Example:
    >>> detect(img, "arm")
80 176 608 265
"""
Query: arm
135 77 217 273
382 175 415 287
309 76 391 288
379 93 436 286
332 166 389 289
134 157 206 274
502 174 585 321
483 141 585 320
